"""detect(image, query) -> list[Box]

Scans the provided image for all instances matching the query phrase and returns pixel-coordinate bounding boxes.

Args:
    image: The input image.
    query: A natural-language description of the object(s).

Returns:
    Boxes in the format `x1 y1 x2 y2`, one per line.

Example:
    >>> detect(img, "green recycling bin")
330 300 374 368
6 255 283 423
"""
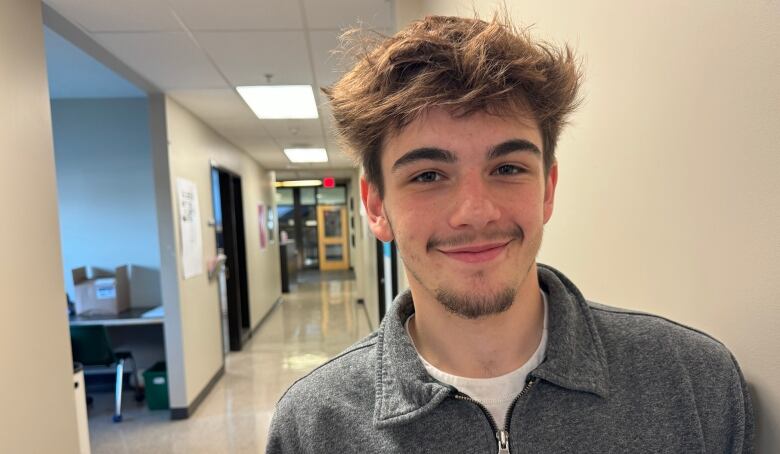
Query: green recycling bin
143 362 169 410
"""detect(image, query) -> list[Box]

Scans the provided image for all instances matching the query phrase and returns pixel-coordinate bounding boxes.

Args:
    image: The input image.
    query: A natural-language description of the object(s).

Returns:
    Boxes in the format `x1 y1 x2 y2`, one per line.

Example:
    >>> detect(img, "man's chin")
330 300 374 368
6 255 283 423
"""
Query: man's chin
434 287 516 320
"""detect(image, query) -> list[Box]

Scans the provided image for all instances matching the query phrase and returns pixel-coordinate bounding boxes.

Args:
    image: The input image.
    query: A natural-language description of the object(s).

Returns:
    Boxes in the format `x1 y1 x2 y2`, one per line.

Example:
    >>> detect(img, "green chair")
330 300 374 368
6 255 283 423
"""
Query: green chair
69 325 143 422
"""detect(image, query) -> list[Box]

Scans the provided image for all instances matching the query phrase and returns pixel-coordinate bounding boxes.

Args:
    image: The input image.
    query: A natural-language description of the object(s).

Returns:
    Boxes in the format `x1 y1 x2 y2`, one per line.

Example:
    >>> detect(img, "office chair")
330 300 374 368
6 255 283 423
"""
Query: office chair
69 325 143 422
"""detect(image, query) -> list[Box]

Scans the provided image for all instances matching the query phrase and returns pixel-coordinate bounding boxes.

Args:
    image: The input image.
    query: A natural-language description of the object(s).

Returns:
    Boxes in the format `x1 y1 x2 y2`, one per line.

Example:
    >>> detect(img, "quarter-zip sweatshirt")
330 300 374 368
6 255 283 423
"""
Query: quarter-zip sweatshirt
266 264 754 453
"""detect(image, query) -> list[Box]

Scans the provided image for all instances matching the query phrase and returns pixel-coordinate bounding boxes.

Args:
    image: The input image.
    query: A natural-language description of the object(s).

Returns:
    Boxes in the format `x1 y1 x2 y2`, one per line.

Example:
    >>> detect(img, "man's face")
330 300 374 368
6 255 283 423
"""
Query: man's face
361 107 557 319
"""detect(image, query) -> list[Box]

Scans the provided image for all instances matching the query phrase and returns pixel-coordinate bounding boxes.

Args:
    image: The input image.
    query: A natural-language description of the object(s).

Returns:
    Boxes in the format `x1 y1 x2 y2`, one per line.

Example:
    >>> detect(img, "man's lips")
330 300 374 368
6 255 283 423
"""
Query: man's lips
437 240 512 263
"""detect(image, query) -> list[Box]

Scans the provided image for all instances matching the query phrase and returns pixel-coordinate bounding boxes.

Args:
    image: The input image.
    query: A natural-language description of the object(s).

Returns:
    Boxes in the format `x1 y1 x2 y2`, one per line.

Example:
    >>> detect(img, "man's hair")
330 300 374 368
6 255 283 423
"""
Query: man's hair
324 14 582 197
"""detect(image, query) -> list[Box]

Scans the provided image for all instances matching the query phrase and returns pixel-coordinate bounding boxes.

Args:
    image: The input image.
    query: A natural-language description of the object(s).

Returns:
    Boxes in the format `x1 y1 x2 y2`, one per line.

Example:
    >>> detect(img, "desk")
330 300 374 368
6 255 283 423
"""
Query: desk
69 307 166 382
69 307 164 327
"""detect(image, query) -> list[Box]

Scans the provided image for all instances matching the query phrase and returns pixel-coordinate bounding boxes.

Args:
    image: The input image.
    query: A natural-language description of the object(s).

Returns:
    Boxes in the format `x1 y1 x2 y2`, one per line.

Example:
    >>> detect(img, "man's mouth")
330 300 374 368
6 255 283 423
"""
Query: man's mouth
437 240 512 263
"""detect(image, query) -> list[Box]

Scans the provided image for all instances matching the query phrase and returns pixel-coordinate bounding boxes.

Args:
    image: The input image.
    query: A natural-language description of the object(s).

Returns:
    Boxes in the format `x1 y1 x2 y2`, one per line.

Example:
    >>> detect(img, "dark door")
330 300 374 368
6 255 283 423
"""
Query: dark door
213 167 251 351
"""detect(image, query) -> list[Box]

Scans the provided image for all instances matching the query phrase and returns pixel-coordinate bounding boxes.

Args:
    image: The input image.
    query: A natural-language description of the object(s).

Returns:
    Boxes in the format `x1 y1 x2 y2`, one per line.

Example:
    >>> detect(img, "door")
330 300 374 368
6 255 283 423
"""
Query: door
317 205 349 271
212 167 251 351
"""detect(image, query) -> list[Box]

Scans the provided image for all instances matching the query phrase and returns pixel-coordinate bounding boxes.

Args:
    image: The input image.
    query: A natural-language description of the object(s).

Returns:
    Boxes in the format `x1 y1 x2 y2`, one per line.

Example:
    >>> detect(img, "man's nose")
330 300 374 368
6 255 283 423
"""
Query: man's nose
447 175 501 229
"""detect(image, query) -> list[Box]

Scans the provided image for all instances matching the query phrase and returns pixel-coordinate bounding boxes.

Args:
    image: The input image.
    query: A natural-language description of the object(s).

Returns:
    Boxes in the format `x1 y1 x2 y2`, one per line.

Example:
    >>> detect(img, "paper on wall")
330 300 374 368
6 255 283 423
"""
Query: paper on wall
258 203 267 249
177 177 204 279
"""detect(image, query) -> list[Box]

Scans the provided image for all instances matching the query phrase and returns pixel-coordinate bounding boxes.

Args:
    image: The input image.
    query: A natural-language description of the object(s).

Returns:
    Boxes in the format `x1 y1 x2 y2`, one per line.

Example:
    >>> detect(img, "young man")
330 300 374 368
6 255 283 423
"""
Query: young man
267 15 753 453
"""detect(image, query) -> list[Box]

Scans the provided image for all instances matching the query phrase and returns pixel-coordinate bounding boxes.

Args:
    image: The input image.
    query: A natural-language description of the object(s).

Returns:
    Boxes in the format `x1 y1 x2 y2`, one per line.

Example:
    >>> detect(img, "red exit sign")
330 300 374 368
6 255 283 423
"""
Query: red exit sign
323 177 335 188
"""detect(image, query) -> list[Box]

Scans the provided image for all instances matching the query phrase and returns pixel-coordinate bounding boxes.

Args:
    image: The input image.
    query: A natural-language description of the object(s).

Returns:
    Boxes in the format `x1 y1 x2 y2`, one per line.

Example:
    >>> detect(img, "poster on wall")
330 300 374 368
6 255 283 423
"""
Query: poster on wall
266 208 276 245
258 203 268 249
177 177 204 279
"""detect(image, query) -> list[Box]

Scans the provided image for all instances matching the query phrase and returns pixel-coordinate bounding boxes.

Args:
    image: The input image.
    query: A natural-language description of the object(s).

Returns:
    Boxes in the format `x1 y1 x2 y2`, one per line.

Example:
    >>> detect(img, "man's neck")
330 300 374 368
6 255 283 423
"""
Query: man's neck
406 264 545 379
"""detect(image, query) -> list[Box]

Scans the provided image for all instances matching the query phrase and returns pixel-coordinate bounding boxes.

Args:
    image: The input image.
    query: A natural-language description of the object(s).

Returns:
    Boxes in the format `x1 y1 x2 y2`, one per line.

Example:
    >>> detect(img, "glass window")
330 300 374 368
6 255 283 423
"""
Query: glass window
303 227 319 267
300 187 316 205
324 209 342 237
275 188 294 205
325 244 343 261
316 187 346 205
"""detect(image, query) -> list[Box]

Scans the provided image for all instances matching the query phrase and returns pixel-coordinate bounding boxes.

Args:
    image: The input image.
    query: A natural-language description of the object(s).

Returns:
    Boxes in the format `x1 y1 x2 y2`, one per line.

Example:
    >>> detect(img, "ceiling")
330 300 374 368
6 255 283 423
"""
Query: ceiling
43 0 399 175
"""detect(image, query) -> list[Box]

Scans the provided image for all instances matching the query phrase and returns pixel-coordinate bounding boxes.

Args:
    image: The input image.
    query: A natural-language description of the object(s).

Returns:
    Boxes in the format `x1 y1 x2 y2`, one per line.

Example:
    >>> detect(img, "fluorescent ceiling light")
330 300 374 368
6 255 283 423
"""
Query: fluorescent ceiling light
284 148 329 163
275 180 323 188
236 85 318 119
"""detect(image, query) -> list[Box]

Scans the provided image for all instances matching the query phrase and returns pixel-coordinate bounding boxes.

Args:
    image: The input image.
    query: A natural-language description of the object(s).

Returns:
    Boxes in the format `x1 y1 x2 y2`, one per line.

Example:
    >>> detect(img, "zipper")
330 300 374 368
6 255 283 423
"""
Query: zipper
453 378 537 454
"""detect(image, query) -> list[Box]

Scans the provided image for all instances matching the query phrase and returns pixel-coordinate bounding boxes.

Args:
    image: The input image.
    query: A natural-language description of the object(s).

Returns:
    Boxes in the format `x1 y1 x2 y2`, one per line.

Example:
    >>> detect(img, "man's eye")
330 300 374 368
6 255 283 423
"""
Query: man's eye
495 164 524 175
412 171 442 183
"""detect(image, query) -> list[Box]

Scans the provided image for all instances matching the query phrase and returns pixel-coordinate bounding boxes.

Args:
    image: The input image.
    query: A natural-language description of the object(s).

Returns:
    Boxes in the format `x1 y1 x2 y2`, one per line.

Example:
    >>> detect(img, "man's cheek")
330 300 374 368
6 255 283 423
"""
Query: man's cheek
395 233 420 264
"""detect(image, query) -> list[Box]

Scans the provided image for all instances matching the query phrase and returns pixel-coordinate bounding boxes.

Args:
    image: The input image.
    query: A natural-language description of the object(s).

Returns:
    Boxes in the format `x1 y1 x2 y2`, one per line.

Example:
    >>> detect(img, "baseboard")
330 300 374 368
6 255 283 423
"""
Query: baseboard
359 299 374 331
169 297 282 419
170 364 225 420
250 296 283 337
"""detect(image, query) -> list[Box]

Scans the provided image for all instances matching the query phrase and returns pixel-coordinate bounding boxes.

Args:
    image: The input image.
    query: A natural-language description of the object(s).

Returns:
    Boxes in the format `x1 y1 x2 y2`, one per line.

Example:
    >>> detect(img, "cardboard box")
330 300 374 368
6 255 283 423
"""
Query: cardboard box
72 266 130 316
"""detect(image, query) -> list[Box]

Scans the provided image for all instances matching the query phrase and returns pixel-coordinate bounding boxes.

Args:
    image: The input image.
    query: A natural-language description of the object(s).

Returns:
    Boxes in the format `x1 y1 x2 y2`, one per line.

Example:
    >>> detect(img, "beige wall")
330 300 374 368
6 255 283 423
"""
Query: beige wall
417 0 780 451
154 96 281 407
349 172 381 327
0 0 80 452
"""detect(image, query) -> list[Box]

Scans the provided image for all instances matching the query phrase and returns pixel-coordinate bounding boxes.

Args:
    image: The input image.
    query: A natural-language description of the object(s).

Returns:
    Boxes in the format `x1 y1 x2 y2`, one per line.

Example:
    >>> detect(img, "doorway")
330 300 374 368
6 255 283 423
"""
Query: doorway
317 205 349 271
211 166 251 351
375 240 399 322
276 184 351 278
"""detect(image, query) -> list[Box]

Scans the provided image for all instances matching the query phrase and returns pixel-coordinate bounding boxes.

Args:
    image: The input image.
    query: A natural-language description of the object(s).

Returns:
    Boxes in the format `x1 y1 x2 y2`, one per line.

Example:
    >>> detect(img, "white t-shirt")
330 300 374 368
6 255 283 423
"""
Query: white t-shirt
405 291 548 429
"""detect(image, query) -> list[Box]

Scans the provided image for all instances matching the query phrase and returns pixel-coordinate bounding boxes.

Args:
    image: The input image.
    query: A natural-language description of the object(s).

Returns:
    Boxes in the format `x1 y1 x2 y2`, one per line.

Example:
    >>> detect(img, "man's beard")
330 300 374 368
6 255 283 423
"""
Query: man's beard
435 285 516 319
386 210 540 320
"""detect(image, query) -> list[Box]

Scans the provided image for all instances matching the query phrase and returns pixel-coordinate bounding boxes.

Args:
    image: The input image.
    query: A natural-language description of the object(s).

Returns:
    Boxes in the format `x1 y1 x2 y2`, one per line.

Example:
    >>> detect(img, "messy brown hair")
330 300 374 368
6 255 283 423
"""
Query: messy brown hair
324 14 582 197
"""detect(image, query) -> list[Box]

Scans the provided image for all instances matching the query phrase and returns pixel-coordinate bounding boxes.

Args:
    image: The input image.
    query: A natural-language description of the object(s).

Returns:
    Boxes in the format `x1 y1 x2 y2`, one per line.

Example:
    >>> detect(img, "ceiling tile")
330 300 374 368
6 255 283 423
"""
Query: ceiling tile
251 152 295 170
308 30 349 88
227 134 278 151
261 119 323 141
302 0 394 30
211 118 270 139
276 135 326 149
326 137 355 165
169 0 303 31
195 31 312 86
318 102 337 128
168 89 254 122
45 0 182 32
93 32 228 90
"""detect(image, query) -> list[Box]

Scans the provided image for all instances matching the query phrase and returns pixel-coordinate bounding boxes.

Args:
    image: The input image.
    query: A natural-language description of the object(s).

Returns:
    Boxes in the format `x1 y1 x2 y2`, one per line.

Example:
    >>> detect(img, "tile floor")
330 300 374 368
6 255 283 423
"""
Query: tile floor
87 272 371 453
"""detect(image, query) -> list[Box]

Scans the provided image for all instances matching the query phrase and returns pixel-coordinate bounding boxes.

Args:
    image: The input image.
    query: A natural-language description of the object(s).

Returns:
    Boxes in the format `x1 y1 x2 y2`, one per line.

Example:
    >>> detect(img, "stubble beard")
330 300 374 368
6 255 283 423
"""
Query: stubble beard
435 284 517 319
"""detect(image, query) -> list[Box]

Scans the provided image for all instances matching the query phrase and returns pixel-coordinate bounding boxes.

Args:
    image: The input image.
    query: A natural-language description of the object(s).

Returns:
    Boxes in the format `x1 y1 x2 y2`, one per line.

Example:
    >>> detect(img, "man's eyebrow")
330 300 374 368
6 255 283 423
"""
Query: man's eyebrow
391 147 457 172
487 139 541 160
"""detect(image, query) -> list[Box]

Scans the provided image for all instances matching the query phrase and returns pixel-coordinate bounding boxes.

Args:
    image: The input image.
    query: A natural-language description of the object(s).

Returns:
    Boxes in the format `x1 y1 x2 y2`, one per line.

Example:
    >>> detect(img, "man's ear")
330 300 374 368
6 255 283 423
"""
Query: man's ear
543 160 558 224
360 176 394 242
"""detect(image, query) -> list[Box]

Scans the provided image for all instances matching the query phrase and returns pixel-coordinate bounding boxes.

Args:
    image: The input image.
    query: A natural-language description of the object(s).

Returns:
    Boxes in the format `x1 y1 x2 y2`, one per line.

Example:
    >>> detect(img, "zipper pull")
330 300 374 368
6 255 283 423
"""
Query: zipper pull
496 429 510 453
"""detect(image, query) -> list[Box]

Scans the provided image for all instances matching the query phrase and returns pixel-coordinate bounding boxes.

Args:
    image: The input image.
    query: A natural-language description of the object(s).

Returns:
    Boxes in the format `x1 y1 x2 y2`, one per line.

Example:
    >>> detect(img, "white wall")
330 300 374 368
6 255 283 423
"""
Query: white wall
0 0 80 452
51 97 161 307
156 96 281 407
349 172 380 327
417 1 780 451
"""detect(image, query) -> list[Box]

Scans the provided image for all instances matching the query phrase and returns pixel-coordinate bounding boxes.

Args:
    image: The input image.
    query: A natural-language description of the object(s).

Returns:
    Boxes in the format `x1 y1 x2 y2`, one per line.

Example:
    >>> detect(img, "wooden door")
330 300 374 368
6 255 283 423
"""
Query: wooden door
317 205 349 271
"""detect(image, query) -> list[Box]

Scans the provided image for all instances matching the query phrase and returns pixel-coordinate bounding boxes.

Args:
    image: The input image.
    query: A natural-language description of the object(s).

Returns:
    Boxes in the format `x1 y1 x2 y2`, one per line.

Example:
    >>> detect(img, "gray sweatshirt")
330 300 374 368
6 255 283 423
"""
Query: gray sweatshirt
267 264 754 453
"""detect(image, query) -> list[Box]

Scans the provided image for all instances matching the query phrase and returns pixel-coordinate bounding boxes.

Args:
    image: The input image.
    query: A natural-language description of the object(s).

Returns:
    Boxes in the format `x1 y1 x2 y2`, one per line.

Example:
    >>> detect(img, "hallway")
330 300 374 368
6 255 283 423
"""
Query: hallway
86 273 372 453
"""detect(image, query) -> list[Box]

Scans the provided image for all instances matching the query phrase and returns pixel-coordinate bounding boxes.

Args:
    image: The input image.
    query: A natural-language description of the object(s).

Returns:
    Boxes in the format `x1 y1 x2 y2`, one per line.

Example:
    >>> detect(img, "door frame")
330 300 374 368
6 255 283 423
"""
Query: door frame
210 165 251 351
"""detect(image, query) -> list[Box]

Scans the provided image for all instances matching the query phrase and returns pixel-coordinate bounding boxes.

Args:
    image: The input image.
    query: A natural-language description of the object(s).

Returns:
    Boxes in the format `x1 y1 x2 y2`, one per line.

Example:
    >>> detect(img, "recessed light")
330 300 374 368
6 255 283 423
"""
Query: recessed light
236 85 318 119
284 148 328 163
274 180 323 188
